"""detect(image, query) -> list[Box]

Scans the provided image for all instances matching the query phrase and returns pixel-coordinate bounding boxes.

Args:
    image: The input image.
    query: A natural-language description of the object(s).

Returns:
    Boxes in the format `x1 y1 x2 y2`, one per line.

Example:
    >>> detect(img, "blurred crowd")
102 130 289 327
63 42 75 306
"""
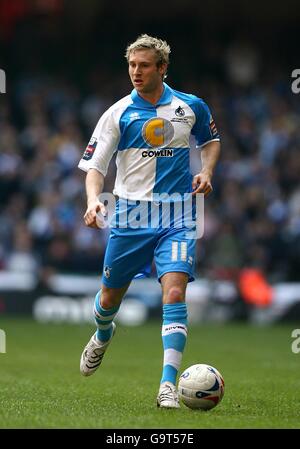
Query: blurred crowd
1 52 300 284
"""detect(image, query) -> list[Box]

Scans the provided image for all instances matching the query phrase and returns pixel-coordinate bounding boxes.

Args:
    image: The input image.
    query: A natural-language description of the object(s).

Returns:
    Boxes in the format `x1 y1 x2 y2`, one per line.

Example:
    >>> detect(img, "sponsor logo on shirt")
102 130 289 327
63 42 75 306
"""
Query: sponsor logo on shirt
142 117 174 148
142 149 174 158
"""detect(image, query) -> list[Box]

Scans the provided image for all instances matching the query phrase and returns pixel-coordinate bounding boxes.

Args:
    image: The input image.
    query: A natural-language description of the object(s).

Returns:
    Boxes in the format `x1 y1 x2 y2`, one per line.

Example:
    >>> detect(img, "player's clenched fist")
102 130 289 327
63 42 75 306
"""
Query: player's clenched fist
84 200 107 228
192 170 213 197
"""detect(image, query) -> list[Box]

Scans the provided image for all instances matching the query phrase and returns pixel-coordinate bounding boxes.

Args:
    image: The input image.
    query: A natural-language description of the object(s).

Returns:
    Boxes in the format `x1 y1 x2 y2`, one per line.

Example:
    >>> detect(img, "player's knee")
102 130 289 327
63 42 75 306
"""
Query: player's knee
164 286 185 304
100 290 122 309
100 295 114 309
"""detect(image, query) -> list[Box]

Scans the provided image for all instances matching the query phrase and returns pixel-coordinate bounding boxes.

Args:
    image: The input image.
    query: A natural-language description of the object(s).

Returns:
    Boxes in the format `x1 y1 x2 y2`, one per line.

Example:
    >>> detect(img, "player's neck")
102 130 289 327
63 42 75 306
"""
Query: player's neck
138 84 164 105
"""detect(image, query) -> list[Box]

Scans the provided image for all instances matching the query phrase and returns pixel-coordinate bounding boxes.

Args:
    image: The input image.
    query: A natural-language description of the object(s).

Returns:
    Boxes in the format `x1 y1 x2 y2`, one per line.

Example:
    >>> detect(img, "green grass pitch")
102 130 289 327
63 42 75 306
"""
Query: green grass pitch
0 318 299 428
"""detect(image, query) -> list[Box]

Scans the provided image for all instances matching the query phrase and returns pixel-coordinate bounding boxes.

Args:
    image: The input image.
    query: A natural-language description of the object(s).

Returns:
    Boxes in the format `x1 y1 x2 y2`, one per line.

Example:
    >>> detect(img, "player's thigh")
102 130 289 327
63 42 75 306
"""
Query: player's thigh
154 228 196 285
102 228 155 288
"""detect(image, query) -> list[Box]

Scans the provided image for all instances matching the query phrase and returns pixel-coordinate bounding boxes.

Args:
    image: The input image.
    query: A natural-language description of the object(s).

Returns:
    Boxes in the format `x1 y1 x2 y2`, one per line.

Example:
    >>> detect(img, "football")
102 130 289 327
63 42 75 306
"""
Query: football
178 364 225 410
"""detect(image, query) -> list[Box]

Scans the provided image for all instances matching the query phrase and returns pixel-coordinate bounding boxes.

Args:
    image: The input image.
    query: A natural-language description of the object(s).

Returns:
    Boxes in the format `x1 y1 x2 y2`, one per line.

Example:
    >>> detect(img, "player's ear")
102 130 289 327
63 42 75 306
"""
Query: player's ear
158 63 167 78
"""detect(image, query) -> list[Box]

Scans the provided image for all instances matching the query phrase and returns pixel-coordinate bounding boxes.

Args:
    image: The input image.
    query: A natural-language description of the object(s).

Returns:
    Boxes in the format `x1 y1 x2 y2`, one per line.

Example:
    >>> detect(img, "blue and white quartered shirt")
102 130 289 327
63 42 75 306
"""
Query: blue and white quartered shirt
78 83 220 201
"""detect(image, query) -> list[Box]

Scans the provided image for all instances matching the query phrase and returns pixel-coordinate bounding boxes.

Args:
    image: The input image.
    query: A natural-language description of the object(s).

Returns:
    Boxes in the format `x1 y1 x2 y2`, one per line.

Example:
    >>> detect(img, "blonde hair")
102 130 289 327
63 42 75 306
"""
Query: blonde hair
125 34 171 68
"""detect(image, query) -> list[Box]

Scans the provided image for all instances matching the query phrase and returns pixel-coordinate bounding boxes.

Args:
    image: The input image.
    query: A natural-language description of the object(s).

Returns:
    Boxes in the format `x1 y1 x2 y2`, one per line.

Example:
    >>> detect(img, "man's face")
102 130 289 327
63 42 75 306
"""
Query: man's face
128 49 166 94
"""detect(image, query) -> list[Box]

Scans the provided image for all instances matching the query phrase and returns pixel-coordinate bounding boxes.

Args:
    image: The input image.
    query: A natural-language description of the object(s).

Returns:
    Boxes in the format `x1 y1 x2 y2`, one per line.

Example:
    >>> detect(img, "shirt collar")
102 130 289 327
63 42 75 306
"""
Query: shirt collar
131 83 173 108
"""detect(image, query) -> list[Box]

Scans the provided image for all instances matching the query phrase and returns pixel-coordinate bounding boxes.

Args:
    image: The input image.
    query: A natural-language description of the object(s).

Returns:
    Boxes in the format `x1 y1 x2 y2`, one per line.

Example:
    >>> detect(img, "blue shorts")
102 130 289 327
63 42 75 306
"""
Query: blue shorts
102 199 197 288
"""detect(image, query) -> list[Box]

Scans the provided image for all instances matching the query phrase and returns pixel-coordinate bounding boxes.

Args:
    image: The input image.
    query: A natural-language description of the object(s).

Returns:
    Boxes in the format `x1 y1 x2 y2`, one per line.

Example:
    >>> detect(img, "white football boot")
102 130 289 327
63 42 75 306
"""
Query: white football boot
80 322 116 376
157 381 180 409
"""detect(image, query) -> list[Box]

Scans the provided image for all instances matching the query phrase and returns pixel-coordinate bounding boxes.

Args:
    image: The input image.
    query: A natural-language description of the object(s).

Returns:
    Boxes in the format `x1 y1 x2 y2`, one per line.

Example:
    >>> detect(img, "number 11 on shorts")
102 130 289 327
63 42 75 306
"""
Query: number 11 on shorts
171 241 188 262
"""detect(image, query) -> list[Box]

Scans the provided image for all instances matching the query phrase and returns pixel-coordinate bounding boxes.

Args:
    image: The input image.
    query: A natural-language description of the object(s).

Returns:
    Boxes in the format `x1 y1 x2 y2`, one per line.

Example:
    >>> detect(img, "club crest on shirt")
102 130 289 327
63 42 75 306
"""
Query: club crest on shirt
83 137 98 160
171 105 189 123
175 105 185 117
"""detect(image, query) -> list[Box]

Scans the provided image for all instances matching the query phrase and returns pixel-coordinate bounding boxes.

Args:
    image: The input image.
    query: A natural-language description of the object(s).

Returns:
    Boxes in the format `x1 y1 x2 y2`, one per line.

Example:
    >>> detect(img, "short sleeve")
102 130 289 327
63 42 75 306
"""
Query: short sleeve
78 108 120 176
191 98 220 148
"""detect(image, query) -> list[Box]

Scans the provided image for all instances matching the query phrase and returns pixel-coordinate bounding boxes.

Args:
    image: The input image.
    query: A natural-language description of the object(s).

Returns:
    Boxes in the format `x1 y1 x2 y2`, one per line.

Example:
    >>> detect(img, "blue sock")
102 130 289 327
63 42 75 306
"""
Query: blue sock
160 303 188 385
93 291 120 342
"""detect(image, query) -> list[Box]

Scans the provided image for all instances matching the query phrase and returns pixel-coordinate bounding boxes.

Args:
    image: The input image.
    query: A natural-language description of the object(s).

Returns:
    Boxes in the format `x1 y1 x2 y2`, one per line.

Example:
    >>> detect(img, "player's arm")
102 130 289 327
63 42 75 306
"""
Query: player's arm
191 98 221 196
192 140 221 196
78 106 121 228
84 168 107 229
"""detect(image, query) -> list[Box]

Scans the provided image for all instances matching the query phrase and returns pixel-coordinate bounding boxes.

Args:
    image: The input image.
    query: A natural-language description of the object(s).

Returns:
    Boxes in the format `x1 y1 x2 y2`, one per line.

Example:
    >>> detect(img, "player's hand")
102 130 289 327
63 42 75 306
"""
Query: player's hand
192 170 213 197
84 200 107 229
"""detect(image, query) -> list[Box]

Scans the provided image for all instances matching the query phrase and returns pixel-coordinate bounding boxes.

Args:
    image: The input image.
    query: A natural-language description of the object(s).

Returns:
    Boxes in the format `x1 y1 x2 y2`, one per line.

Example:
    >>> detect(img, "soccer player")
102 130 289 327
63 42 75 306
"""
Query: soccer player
78 34 221 408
